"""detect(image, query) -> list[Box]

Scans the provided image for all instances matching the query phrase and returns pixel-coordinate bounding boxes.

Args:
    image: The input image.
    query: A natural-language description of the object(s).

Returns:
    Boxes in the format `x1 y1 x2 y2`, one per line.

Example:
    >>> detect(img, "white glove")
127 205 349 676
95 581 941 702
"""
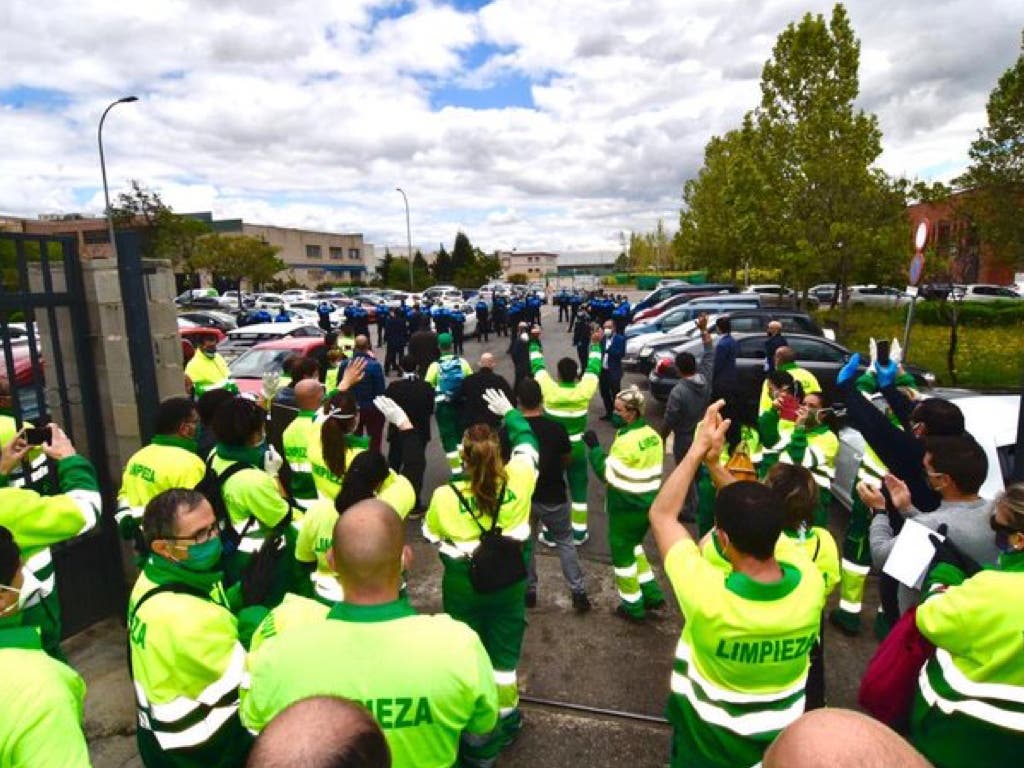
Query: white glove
261 372 282 401
890 337 903 365
868 337 878 372
483 388 514 418
374 396 412 429
263 444 284 477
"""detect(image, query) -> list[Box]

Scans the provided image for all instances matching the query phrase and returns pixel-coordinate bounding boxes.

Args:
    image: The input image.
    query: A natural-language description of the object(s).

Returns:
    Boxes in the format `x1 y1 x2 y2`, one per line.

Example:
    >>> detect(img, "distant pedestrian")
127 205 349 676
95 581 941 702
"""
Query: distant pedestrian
461 353 514 429
338 336 386 453
384 355 434 513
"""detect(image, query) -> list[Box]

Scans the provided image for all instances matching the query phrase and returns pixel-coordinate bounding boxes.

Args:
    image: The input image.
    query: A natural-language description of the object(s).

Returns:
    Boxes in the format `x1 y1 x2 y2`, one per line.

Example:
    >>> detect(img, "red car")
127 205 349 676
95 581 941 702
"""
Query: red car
227 337 326 396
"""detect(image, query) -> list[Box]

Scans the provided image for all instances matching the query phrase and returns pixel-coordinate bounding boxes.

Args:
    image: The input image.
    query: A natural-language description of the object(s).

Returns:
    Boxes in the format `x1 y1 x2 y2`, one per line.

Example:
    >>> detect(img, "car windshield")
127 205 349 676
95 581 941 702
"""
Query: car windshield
229 349 292 378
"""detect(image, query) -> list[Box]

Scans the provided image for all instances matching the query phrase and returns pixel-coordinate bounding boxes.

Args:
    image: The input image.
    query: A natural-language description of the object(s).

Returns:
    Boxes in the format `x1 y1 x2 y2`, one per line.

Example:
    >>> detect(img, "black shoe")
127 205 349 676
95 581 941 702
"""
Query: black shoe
614 604 644 624
572 592 591 614
525 589 537 608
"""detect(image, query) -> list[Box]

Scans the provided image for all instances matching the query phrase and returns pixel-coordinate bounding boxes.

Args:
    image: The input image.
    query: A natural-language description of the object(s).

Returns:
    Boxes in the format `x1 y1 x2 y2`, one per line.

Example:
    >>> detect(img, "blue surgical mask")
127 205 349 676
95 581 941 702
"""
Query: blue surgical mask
181 537 223 572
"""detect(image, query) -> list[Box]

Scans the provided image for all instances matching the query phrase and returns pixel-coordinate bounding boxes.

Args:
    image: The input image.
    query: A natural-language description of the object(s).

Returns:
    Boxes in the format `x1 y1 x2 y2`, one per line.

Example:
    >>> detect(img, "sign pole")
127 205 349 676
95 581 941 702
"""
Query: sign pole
903 222 929 359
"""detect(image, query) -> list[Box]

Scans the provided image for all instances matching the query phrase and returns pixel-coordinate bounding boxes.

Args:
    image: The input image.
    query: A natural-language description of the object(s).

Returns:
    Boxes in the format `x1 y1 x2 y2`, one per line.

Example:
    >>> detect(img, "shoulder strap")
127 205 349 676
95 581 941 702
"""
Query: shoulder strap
448 481 506 534
129 582 211 625
812 534 822 561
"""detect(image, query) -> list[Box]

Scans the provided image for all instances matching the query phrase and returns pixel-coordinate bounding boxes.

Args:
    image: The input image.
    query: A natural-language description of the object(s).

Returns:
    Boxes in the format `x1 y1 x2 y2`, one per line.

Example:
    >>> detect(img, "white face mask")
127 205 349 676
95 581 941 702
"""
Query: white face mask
603 328 612 337
520 333 529 342
0 569 41 616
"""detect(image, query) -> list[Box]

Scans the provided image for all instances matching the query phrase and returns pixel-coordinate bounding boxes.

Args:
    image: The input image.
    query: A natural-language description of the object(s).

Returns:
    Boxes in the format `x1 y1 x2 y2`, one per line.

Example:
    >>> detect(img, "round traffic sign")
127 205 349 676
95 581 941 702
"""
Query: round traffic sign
909 252 925 286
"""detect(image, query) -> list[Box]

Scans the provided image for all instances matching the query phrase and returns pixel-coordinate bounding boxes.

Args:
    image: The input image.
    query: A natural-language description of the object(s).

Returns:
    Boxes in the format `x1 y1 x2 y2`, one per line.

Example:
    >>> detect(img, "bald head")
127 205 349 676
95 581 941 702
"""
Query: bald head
295 379 324 411
767 321 783 335
332 499 405 594
247 696 390 768
354 335 370 352
775 345 795 366
763 709 932 768
479 353 496 370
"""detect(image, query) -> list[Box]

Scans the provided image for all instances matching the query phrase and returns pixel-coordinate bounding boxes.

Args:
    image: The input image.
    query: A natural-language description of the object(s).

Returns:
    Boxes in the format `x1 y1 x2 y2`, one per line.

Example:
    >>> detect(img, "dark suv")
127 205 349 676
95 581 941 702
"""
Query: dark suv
633 309 826 374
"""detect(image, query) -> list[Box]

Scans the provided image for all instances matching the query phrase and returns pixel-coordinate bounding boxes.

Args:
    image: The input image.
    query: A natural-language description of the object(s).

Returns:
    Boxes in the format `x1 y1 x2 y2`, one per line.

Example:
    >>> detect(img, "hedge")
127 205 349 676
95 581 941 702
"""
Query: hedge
910 300 1024 327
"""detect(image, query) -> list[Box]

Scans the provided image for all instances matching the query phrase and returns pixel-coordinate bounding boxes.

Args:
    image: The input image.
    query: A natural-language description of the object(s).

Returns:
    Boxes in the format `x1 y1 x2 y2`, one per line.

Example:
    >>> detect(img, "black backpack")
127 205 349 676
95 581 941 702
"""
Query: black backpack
195 457 255 555
450 482 526 593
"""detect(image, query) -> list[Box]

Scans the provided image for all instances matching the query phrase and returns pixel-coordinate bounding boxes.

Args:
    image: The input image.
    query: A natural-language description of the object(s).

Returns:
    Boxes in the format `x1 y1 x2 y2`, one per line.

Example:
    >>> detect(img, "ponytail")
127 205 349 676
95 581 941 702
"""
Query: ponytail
334 451 389 515
321 391 358 479
461 423 508 518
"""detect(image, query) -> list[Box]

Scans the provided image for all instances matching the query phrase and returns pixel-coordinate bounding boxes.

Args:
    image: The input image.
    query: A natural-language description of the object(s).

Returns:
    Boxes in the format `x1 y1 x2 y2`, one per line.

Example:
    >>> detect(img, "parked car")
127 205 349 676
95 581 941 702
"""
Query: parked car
2 345 46 421
218 290 254 310
846 285 911 308
178 310 238 333
631 286 743 324
809 283 843 304
743 284 820 310
253 293 287 310
177 318 226 347
624 298 761 359
423 285 459 302
218 322 324 360
228 336 327 396
628 309 830 373
647 332 934 404
176 295 224 310
633 282 739 316
281 289 316 301
174 288 219 307
960 284 1023 303
832 390 1019 509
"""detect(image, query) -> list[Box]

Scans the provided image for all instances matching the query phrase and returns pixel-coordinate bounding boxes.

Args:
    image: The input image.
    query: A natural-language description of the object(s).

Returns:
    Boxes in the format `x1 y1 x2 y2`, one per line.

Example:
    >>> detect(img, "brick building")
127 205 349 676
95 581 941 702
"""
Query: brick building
907 192 1016 285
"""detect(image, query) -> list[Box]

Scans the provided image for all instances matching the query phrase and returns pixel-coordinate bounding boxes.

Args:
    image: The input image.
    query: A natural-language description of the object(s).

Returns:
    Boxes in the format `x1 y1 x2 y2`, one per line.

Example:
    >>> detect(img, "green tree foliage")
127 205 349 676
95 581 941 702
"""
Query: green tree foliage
452 232 473 275
191 234 286 306
433 244 454 282
378 248 393 285
955 31 1024 269
678 4 908 297
507 273 529 285
627 220 675 271
108 180 211 273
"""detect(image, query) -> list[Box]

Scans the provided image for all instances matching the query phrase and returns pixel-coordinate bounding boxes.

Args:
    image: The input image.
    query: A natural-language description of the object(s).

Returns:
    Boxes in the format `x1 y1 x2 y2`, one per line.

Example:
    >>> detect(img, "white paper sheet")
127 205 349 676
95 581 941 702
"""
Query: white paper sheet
882 518 945 590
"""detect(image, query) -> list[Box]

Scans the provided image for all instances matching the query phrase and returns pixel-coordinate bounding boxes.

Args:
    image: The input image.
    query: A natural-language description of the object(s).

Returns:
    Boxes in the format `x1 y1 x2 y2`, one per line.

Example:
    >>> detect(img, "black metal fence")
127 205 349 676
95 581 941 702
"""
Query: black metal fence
0 231 126 635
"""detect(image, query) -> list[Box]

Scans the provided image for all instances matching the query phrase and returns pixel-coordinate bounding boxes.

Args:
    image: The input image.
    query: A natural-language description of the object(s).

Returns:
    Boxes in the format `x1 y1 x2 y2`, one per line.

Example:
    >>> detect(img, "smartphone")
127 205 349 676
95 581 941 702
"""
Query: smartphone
778 393 801 422
24 426 51 446
876 340 890 367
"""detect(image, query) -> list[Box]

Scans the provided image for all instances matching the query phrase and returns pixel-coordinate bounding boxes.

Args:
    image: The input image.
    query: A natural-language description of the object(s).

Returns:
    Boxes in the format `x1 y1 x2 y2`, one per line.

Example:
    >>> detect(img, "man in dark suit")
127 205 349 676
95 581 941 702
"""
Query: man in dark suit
338 335 386 452
598 319 625 420
383 308 408 376
461 353 515 429
407 318 440 378
384 354 434 514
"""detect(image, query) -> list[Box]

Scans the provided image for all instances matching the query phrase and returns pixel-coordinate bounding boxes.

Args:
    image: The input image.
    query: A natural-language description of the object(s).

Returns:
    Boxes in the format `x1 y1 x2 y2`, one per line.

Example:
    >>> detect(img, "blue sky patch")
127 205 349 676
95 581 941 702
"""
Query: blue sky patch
0 86 71 111
429 72 535 110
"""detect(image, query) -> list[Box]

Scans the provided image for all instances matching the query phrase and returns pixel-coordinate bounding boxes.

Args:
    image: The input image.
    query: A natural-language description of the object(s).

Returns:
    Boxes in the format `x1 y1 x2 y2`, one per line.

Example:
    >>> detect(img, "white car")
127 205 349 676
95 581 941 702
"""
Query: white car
743 284 820 309
960 284 1023 303
281 289 316 302
831 391 1019 510
254 293 286 310
847 285 911 308
283 301 325 323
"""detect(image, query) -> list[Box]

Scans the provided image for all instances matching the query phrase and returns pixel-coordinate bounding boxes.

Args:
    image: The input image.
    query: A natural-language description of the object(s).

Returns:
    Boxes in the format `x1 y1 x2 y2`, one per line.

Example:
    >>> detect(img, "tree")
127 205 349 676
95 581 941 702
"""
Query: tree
108 180 211 279
379 248 393 285
452 232 473 275
433 244 454 282
192 234 285 308
507 273 529 285
956 31 1024 269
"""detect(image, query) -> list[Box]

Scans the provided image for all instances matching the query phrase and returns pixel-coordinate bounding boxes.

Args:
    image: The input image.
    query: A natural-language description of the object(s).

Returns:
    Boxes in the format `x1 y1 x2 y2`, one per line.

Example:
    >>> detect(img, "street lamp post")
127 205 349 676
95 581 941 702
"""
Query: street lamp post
97 96 138 260
395 187 414 291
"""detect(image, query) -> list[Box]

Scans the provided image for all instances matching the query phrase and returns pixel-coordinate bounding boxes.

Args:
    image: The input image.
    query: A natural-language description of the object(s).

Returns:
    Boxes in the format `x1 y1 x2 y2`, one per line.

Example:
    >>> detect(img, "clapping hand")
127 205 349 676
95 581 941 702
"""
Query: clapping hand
339 357 366 391
691 400 730 463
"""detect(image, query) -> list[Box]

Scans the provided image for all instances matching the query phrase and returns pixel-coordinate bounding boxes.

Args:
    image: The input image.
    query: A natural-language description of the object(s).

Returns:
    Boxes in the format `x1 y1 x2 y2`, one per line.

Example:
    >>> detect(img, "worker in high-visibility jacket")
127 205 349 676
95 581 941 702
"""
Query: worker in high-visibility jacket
584 385 665 621
425 332 473 478
0 379 49 492
757 345 821 414
647 400 828 768
243 499 501 768
116 397 206 546
297 396 416 603
0 526 90 767
209 397 306 609
184 332 235 397
829 367 918 636
528 325 603 545
281 379 324 511
908 483 1024 768
778 392 838 527
423 388 537 748
0 424 100 660
128 489 253 767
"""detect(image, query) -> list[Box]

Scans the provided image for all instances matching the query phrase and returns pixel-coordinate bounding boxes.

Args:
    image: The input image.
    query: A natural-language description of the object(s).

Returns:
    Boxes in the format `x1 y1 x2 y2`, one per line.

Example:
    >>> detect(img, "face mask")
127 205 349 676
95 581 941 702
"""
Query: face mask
202 348 217 358
611 413 626 428
0 570 41 617
180 536 223 572
520 333 529 342
603 328 612 337
804 408 820 428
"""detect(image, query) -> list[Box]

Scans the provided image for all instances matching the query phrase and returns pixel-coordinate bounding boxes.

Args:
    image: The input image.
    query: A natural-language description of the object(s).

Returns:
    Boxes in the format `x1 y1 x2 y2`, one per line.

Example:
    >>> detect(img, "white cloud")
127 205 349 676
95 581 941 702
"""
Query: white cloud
0 0 1021 255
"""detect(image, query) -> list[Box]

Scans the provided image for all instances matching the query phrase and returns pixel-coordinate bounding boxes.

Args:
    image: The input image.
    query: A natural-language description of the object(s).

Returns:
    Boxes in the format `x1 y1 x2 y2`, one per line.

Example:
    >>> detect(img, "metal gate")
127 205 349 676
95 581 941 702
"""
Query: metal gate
0 231 125 636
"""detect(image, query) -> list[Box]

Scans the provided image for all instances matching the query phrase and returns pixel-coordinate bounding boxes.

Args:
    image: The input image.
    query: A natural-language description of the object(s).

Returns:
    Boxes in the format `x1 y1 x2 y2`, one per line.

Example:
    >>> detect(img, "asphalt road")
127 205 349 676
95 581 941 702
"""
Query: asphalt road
77 298 883 768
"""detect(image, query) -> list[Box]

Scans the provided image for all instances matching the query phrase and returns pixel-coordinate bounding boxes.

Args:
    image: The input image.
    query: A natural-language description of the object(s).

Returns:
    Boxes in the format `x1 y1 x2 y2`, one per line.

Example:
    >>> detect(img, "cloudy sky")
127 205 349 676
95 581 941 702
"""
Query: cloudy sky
1 0 1021 255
